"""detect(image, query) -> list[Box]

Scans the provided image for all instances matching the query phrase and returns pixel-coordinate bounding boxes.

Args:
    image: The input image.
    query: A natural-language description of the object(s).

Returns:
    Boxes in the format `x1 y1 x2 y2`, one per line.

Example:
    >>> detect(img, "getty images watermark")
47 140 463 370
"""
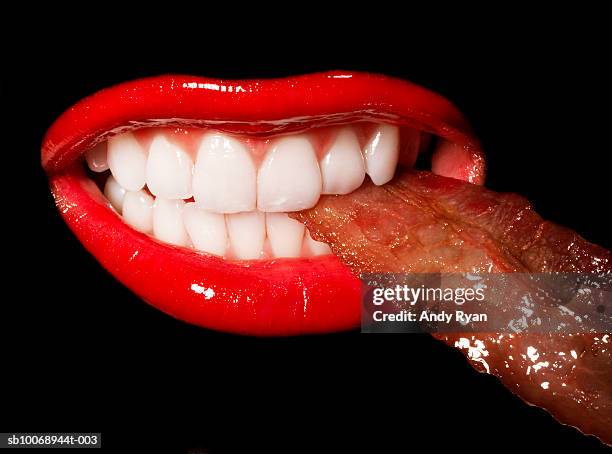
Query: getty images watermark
361 273 612 334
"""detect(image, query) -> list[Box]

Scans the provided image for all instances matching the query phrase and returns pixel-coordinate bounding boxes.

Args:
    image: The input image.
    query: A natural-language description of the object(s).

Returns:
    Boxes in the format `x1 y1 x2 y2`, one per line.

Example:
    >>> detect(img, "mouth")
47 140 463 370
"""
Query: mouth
42 71 485 336
42 70 612 444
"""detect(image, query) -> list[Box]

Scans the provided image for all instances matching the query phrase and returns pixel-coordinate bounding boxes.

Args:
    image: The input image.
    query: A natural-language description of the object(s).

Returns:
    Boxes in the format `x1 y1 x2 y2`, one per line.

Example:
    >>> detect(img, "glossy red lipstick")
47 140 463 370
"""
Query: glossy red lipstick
42 71 484 335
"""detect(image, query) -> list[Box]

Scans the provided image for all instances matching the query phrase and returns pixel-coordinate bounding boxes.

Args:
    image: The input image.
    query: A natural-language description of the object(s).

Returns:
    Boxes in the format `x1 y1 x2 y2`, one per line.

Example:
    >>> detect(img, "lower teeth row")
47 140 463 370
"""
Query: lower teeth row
103 174 331 260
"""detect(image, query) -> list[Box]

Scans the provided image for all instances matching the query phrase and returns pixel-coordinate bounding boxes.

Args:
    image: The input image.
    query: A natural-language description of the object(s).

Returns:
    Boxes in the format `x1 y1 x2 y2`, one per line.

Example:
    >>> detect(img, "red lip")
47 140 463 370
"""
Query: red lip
43 71 484 335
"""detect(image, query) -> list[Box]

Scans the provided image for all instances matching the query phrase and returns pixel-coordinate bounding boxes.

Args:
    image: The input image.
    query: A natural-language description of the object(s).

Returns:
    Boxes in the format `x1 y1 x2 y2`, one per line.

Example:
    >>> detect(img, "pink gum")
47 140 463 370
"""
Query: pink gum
131 122 423 168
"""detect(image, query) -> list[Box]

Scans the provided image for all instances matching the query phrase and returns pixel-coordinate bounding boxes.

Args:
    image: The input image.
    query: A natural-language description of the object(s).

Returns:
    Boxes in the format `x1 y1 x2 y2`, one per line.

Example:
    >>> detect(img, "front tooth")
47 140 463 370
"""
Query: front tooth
320 128 365 194
122 190 154 233
84 142 109 172
303 231 332 256
104 175 127 214
146 135 193 199
183 202 227 256
192 133 256 213
363 124 400 185
108 133 147 191
266 213 305 258
257 136 322 212
226 211 266 260
153 198 189 247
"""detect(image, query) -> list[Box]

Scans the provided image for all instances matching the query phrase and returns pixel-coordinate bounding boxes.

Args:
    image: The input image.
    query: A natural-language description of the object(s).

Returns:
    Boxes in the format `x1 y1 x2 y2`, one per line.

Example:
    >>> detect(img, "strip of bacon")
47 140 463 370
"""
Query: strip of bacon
290 170 611 444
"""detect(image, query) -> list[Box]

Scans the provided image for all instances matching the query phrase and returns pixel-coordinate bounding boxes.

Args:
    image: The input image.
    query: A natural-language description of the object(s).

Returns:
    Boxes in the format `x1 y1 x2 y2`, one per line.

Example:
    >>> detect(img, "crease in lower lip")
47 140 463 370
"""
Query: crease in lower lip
82 120 445 261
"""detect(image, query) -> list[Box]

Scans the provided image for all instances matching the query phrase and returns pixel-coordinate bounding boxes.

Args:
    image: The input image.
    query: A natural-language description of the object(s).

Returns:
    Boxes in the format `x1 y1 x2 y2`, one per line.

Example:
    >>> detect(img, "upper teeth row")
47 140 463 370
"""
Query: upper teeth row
85 124 404 213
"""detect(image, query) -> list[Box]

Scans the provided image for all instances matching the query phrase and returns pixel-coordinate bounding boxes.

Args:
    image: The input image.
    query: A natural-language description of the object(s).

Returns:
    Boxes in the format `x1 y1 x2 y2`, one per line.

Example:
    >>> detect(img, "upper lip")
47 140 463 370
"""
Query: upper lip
42 71 483 178
42 70 484 335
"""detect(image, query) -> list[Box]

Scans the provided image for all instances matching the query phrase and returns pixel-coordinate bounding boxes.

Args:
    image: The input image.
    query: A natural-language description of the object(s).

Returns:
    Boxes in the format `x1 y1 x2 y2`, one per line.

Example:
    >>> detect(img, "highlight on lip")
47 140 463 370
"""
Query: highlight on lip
84 122 431 260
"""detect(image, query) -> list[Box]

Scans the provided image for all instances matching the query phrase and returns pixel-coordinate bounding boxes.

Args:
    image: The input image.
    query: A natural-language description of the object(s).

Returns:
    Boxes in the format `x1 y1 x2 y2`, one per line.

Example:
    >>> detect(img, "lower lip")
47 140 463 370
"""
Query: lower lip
51 164 362 335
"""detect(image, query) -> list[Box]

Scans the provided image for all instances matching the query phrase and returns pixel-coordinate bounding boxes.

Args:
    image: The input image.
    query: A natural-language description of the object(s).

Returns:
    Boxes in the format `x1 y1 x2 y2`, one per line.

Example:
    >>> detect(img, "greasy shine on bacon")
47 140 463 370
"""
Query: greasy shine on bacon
291 170 612 443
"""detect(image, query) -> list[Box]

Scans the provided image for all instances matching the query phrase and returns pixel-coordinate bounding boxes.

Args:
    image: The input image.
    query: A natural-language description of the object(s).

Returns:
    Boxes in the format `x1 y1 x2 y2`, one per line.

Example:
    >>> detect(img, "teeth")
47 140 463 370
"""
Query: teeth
320 128 365 194
84 142 109 172
103 175 127 214
303 231 332 256
152 198 189 247
226 211 266 260
363 124 400 185
99 124 400 259
183 203 228 256
108 132 147 191
266 213 305 258
146 135 193 199
257 136 322 212
193 133 256 213
122 190 154 233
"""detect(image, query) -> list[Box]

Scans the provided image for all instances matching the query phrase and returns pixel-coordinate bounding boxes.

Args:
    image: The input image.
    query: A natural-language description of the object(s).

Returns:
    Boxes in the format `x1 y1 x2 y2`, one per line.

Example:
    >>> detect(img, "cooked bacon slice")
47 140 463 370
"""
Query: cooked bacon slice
291 170 611 444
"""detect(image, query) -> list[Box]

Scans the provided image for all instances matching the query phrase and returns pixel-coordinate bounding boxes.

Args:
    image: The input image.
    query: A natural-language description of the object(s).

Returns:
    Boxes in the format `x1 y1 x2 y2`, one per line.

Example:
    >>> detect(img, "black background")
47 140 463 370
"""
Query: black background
2 14 611 453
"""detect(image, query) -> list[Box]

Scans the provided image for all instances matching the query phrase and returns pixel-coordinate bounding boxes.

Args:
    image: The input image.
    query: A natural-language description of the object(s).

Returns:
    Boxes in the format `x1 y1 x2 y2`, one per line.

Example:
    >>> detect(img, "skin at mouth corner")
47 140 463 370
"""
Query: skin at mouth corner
42 71 611 444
